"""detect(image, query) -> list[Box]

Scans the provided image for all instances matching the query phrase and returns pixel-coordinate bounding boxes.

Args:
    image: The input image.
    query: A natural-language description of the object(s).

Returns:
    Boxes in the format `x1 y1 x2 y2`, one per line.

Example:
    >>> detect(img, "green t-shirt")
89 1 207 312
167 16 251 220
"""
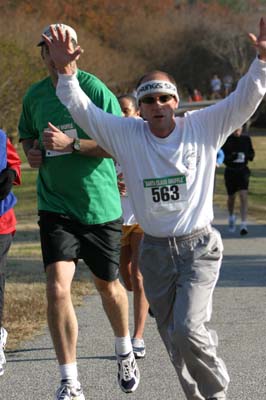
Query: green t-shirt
18 69 122 224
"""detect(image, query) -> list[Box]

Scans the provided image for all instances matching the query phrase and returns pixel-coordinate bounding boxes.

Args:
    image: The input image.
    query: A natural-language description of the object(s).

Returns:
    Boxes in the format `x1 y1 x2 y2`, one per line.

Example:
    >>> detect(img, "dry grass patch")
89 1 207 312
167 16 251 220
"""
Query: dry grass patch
4 277 95 350
4 251 95 350
4 282 47 349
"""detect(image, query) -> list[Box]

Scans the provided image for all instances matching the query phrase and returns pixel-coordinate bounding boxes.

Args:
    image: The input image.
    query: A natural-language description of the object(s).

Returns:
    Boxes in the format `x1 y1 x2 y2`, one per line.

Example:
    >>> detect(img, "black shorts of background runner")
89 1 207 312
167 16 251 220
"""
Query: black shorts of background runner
38 211 122 282
224 166 250 196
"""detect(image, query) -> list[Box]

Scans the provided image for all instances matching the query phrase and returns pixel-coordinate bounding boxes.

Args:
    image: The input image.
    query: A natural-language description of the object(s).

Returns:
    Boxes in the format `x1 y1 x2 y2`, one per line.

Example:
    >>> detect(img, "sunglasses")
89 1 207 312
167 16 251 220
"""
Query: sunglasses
140 94 175 104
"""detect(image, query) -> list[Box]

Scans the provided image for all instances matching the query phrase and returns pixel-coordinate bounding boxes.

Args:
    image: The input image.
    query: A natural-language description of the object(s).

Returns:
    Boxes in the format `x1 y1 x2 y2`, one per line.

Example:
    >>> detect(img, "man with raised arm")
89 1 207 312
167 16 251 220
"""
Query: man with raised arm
43 19 266 400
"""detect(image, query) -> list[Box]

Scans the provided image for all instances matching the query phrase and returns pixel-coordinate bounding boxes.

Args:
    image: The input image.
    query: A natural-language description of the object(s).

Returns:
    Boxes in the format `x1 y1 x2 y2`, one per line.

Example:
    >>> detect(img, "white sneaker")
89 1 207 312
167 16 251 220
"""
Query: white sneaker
116 350 140 393
0 327 8 376
55 380 85 400
228 215 236 233
131 338 146 359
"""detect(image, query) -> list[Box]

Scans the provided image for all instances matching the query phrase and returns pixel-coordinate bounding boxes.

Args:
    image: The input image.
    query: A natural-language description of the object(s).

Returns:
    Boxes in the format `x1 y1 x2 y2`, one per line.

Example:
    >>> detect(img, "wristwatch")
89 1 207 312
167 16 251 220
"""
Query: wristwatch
72 138 81 152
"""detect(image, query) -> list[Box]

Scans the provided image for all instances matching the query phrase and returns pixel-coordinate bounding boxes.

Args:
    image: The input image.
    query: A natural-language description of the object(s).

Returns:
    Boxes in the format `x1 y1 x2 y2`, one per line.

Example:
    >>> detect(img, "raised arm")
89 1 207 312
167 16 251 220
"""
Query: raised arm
249 17 266 61
188 18 266 150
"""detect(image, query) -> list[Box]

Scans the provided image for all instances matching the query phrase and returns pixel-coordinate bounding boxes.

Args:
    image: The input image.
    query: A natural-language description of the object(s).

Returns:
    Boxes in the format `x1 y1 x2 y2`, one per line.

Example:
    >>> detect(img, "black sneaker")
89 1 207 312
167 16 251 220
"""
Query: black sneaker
116 351 140 393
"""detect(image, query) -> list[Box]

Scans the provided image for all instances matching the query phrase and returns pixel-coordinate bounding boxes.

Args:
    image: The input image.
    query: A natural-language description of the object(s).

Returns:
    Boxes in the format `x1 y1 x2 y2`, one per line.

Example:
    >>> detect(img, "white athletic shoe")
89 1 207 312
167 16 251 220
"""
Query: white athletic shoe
55 380 85 400
131 338 146 359
0 327 8 376
116 350 140 393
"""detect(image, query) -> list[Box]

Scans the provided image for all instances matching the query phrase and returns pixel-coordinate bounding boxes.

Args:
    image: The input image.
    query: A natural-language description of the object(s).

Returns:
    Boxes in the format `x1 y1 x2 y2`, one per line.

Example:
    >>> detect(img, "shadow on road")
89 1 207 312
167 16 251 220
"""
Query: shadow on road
214 223 266 239
218 254 266 287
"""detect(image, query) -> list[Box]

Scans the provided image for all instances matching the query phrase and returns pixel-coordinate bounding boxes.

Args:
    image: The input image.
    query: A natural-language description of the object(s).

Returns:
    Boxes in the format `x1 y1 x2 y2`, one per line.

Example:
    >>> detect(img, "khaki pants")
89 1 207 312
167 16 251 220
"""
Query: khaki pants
139 226 229 400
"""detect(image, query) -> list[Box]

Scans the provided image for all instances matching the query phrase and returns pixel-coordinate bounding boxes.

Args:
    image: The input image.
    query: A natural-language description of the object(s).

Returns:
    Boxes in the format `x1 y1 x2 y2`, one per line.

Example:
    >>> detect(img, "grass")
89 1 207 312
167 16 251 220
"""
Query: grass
3 135 266 349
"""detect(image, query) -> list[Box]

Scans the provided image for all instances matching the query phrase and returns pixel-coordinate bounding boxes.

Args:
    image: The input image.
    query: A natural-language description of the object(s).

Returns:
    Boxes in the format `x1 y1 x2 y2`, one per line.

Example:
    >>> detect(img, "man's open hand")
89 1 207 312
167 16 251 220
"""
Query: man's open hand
249 17 266 61
42 25 83 74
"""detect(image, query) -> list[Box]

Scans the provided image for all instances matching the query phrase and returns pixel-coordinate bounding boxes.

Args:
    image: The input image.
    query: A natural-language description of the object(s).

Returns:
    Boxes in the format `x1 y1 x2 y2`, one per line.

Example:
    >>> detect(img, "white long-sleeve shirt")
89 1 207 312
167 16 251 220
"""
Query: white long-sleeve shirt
57 58 266 237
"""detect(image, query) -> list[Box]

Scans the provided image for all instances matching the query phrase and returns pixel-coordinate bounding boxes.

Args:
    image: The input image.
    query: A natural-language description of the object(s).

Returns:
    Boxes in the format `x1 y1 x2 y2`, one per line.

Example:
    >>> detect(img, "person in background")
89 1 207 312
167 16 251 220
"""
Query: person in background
43 18 266 400
117 94 149 359
0 129 21 376
223 74 233 97
18 23 139 400
222 127 255 235
210 74 222 99
189 88 203 102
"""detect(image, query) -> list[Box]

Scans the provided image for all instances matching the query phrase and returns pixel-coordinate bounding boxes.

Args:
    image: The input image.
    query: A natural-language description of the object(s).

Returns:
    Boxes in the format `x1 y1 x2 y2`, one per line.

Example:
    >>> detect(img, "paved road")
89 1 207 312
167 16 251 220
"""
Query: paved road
1 206 266 399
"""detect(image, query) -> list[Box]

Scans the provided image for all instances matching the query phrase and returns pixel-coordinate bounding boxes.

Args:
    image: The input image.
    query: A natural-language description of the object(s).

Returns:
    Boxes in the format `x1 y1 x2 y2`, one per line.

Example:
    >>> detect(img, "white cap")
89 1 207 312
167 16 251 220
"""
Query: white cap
37 23 78 46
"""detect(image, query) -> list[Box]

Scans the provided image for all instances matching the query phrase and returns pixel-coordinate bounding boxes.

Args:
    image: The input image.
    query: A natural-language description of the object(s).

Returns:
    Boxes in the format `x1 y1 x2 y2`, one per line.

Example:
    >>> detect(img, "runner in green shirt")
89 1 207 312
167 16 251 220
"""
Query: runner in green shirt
18 23 140 400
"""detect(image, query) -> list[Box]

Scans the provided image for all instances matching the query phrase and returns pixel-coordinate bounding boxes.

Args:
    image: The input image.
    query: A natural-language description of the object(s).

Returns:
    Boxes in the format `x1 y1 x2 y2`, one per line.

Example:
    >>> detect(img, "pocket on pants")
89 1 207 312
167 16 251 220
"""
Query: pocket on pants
193 229 223 262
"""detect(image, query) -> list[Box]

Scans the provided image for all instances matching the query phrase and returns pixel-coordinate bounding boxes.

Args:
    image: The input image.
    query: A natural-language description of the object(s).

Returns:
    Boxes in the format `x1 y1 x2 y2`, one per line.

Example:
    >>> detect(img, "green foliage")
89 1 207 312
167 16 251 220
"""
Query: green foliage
199 0 261 12
204 0 250 12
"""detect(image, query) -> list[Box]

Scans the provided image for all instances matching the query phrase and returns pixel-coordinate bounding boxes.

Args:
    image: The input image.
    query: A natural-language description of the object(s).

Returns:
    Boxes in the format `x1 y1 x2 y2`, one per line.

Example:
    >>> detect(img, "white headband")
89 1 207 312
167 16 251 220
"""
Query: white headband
136 80 179 104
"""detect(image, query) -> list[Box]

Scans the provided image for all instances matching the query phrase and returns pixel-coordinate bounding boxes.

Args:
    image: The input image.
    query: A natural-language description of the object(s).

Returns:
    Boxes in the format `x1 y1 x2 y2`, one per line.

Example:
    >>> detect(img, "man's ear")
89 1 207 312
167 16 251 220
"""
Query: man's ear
174 99 179 110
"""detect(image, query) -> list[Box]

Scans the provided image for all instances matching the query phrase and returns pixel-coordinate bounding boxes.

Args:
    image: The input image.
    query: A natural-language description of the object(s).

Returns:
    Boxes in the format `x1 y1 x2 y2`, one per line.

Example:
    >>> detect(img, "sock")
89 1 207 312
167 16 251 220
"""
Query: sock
115 333 132 356
132 337 144 347
59 362 78 386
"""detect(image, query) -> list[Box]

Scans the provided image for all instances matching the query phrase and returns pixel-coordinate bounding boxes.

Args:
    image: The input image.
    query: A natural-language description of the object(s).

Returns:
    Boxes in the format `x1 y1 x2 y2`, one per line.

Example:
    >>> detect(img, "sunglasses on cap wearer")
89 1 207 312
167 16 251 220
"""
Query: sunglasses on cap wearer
140 94 175 105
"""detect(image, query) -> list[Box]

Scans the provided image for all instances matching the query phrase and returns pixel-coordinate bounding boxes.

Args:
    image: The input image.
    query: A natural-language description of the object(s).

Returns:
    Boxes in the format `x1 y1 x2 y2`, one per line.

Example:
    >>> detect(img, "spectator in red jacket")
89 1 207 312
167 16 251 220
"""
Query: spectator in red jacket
0 129 21 376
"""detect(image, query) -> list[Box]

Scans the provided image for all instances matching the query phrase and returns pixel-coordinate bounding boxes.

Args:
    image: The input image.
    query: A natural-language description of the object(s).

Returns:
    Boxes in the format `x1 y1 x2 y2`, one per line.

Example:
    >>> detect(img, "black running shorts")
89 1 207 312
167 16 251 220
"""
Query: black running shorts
38 211 122 282
224 166 250 196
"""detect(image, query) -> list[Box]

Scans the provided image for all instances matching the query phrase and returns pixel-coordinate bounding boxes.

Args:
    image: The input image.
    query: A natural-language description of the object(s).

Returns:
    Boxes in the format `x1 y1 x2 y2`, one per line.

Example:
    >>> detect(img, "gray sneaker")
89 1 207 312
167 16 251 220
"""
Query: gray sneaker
55 380 85 400
0 327 8 376
228 215 236 233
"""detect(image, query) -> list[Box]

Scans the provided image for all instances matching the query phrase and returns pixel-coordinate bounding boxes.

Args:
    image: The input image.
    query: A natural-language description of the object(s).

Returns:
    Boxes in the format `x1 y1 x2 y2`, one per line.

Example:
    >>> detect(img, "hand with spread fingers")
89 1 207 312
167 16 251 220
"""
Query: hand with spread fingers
42 25 83 74
249 17 266 61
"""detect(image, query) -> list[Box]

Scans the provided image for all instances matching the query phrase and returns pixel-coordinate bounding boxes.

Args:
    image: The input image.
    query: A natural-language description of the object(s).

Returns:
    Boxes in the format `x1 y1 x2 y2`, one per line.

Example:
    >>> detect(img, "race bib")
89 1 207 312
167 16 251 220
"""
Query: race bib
143 175 188 214
46 129 77 157
233 152 245 163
